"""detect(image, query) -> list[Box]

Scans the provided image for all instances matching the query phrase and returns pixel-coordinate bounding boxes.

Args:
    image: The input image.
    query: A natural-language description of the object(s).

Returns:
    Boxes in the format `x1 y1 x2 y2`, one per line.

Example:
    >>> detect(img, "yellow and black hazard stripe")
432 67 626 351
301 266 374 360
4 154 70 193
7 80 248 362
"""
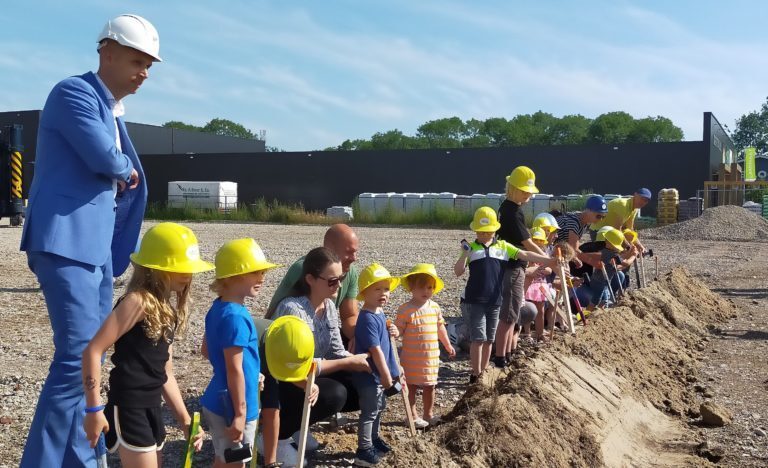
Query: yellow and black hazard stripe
10 151 22 199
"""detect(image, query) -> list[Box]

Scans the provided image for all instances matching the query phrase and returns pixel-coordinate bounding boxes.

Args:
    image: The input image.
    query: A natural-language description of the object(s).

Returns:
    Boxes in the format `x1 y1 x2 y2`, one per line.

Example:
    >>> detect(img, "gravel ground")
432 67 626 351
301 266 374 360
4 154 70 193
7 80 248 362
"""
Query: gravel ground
0 218 766 467
643 205 768 242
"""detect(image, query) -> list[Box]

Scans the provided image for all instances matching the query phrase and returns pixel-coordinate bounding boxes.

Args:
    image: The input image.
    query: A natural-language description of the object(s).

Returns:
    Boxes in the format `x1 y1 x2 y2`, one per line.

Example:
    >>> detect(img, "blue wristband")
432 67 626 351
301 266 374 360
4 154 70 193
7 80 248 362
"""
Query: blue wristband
85 405 105 414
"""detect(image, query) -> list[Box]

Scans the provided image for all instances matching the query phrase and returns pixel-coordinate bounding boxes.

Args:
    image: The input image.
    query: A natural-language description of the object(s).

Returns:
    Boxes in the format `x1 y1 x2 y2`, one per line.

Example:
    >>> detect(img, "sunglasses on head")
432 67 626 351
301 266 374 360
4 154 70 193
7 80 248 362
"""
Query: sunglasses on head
316 273 347 287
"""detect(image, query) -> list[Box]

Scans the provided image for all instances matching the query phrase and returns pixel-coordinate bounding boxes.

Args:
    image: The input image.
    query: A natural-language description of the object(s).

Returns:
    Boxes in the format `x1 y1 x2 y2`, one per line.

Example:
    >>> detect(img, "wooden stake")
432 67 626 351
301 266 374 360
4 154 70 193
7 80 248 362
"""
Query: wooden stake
555 247 575 334
296 362 318 468
639 254 647 288
654 256 659 281
387 320 417 436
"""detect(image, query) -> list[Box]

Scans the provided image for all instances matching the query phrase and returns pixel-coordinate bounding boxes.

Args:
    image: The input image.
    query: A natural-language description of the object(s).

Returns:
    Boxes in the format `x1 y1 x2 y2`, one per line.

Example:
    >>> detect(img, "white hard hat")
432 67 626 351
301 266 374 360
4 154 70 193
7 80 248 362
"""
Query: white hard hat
97 14 162 62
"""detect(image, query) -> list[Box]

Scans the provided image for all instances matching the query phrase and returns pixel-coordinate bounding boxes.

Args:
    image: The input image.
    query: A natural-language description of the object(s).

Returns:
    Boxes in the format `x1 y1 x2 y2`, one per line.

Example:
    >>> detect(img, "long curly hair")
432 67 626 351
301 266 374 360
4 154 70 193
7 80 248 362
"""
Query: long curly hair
126 264 191 343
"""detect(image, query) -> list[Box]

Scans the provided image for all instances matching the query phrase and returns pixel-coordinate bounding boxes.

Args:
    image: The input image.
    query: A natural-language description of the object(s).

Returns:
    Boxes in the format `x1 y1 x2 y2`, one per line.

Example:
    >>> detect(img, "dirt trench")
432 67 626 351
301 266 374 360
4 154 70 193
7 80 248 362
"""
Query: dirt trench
389 267 734 467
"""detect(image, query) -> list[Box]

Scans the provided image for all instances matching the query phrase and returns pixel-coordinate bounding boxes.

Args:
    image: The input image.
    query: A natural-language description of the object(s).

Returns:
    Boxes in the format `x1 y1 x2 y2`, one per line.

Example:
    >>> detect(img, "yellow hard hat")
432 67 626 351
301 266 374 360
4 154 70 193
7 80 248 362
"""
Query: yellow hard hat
357 263 400 300
469 206 501 232
215 238 281 279
505 166 539 194
130 222 214 273
265 315 315 382
622 229 638 244
530 227 548 244
596 227 625 252
532 213 559 232
401 263 444 294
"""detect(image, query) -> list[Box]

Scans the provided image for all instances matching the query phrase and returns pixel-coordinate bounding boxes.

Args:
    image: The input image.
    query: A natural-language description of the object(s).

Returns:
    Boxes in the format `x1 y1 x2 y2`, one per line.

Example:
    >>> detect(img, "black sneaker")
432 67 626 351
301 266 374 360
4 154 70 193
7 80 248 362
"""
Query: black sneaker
493 356 507 368
468 374 478 384
373 437 391 454
505 352 512 362
354 447 381 466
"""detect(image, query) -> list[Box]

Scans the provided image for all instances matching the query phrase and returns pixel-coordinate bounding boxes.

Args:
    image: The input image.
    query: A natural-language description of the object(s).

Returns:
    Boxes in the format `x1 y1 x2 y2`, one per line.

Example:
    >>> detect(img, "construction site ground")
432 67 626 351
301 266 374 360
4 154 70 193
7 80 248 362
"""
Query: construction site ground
1 215 767 467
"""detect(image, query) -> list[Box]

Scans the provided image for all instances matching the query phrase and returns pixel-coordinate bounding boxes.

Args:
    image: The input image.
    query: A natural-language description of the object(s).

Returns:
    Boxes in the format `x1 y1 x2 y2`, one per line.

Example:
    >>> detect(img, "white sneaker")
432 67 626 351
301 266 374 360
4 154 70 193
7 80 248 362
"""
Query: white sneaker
276 438 307 467
292 429 320 452
413 417 429 429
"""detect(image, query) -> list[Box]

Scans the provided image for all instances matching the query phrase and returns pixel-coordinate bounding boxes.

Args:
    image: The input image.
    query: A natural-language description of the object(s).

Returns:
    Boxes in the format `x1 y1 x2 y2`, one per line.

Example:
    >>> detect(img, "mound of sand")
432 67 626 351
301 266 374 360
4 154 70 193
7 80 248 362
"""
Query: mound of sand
389 268 735 467
642 205 768 242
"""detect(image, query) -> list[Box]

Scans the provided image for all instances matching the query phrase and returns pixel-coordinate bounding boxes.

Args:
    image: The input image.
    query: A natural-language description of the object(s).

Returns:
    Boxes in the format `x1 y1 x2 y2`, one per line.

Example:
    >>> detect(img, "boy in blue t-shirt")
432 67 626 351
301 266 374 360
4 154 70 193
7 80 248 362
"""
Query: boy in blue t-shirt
352 263 402 467
200 239 280 466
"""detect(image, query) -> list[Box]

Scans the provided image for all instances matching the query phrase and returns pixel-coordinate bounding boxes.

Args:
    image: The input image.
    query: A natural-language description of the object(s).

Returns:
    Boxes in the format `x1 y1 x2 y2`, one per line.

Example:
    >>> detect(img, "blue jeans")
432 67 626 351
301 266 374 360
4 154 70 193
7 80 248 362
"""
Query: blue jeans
21 252 113 468
587 270 625 306
353 374 386 451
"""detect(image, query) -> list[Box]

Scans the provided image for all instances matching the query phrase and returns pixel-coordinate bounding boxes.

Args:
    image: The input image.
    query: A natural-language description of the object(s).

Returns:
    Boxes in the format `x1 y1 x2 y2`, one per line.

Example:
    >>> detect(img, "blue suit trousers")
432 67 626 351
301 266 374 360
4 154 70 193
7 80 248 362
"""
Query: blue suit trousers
20 252 113 468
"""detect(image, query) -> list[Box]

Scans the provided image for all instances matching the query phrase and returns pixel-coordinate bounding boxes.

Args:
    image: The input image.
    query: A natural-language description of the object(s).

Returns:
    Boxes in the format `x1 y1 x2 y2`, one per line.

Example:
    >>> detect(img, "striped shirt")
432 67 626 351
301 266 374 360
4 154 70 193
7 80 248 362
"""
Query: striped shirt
555 212 589 244
394 300 445 386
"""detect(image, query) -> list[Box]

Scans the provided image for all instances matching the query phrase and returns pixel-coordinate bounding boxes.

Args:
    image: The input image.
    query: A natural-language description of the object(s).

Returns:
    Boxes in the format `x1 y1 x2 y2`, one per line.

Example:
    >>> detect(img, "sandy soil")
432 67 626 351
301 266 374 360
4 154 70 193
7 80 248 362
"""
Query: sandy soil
0 218 766 467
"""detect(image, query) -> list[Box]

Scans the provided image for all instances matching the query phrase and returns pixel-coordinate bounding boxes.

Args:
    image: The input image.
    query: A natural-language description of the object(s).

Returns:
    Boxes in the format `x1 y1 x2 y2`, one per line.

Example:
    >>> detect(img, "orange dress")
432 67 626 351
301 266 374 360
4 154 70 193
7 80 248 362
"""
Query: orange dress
395 299 445 386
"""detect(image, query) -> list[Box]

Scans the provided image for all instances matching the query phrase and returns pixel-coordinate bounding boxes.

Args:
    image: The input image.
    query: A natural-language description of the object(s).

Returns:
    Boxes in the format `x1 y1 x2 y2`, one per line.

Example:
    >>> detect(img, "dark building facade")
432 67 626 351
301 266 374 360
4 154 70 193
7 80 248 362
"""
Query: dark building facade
2 110 736 217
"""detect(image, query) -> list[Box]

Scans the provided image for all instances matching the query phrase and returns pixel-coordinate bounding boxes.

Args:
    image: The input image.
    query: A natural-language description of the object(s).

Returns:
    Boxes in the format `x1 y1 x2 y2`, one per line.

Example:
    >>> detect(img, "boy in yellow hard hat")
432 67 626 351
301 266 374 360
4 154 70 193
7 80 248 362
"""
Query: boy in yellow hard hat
580 227 635 309
260 315 317 468
494 166 551 367
201 238 281 467
352 263 402 466
455 206 557 378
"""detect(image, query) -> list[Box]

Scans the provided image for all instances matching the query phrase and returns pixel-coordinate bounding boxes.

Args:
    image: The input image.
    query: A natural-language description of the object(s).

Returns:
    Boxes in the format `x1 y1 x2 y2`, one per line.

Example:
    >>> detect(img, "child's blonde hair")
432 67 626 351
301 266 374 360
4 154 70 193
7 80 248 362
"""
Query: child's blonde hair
553 241 576 262
209 277 231 296
126 264 191 343
405 273 435 292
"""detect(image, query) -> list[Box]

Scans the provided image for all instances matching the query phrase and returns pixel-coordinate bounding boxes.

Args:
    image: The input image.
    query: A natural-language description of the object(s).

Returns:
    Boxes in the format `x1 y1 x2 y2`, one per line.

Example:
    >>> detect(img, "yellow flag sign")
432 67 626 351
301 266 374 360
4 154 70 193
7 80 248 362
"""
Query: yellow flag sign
744 147 756 181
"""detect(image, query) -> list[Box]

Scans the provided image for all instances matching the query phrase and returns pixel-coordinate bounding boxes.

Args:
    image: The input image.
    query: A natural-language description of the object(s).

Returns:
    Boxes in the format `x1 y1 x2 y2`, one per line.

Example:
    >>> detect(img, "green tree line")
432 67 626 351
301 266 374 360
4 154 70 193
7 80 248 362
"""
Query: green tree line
162 118 284 152
325 111 684 151
733 97 768 154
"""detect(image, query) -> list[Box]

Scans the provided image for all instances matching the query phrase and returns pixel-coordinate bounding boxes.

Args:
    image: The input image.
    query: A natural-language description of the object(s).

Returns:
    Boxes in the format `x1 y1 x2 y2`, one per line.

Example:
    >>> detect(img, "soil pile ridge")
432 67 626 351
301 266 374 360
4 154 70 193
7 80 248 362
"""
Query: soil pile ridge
642 205 768 242
389 268 735 467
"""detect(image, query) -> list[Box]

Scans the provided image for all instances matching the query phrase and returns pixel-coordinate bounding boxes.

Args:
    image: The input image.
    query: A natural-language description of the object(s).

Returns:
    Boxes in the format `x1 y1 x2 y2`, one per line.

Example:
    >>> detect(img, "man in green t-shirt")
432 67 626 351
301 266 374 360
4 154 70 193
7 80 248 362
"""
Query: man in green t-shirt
266 224 360 342
589 188 651 251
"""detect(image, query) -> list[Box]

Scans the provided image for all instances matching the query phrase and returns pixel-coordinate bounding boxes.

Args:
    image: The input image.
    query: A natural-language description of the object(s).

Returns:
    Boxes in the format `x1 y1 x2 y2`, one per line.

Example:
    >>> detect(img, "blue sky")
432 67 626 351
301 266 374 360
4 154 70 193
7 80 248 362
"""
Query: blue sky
1 1 766 151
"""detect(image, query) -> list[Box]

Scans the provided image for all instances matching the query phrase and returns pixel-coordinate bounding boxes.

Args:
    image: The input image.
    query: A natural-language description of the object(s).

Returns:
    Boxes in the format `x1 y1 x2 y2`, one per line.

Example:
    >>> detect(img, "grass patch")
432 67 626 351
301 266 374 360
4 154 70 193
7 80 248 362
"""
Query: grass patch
351 199 473 227
144 199 328 224
145 198 476 227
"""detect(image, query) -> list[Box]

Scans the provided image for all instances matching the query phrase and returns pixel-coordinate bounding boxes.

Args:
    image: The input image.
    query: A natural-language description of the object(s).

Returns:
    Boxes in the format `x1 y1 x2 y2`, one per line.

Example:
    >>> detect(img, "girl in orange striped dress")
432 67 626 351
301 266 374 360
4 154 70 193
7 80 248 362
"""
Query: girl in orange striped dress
395 264 455 428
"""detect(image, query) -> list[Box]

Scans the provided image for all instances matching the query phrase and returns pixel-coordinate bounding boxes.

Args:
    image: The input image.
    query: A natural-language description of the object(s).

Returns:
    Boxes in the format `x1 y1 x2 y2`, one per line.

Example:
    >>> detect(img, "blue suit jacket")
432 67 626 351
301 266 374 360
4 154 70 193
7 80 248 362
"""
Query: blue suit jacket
21 72 147 276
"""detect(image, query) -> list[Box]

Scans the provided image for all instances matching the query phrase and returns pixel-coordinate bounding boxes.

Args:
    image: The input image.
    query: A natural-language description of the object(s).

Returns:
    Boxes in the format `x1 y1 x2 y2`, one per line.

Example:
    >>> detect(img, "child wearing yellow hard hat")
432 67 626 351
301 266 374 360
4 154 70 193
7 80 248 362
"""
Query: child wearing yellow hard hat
524 227 555 344
455 206 558 380
394 263 454 429
201 238 280 466
352 263 401 466
82 223 213 462
259 315 316 468
581 227 634 309
495 166 551 366
532 212 560 247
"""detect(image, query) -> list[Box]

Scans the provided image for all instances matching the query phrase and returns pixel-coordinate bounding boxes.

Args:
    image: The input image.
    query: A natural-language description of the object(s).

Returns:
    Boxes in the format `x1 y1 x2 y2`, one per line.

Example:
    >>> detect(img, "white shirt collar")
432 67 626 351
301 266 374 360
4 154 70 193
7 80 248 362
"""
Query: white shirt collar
93 72 125 118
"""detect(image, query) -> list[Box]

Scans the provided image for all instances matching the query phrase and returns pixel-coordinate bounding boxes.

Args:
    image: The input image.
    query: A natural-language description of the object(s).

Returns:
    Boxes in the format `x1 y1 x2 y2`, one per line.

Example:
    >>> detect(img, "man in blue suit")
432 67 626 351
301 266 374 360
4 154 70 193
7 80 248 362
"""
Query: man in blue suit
19 14 161 467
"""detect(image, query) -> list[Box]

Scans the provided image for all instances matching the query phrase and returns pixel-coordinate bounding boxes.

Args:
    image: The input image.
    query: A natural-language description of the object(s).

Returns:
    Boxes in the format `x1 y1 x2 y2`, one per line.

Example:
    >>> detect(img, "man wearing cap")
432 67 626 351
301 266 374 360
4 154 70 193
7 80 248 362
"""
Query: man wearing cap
554 195 609 269
588 189 651 252
19 14 159 467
